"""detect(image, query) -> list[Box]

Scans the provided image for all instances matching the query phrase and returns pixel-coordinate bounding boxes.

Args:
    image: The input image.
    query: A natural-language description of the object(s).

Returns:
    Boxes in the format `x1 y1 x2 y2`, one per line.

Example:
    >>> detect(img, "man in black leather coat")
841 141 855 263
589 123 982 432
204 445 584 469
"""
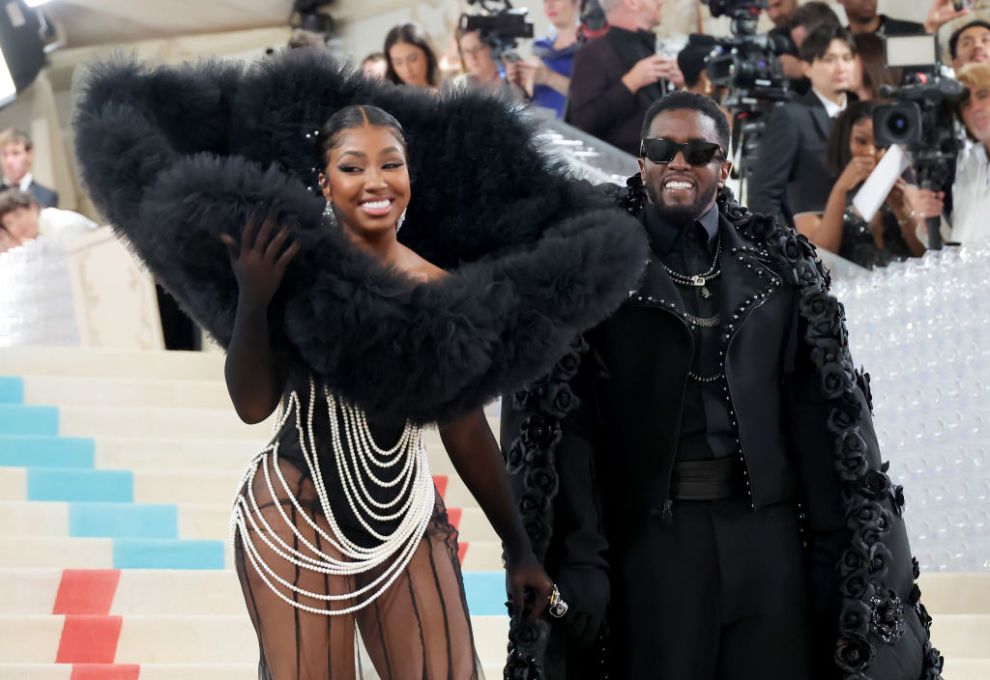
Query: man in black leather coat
502 91 941 680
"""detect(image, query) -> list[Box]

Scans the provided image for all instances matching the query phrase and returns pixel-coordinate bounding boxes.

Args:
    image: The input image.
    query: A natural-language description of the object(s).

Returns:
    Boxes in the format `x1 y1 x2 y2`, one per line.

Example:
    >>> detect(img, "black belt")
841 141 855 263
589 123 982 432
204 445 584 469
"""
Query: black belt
669 457 746 501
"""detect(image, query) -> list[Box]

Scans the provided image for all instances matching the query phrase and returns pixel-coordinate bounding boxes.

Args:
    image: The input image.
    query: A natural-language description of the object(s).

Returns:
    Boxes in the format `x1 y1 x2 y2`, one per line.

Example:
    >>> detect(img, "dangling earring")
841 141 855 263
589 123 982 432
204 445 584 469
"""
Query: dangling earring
323 201 337 229
396 209 407 233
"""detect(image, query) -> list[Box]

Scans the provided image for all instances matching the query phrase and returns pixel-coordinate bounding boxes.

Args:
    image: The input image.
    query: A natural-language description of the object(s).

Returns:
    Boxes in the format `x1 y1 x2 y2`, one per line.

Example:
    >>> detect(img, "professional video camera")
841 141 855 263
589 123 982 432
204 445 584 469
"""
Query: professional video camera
459 0 534 60
873 35 967 249
701 0 790 188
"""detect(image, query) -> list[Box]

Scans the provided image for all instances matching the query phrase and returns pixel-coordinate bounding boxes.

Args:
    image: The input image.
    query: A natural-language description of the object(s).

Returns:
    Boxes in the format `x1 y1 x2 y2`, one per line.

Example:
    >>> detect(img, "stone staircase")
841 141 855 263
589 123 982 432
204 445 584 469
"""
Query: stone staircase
0 347 987 679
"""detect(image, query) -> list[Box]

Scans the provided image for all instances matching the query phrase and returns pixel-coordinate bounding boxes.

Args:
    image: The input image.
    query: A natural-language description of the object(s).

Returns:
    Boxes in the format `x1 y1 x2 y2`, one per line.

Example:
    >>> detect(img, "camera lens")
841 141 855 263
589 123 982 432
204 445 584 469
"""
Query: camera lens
885 112 911 139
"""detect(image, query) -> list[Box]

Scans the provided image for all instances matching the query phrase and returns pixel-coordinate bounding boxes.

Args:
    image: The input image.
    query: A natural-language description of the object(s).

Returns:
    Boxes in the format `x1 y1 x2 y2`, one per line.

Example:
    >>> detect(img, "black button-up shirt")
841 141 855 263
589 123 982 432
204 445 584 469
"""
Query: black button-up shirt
643 204 737 461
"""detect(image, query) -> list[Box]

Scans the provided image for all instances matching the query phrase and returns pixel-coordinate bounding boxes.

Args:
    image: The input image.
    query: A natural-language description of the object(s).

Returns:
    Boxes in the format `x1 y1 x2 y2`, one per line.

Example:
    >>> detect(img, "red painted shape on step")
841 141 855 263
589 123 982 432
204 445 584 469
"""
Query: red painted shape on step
53 570 121 615
447 507 462 528
433 475 448 499
458 543 469 563
71 664 140 680
56 615 123 664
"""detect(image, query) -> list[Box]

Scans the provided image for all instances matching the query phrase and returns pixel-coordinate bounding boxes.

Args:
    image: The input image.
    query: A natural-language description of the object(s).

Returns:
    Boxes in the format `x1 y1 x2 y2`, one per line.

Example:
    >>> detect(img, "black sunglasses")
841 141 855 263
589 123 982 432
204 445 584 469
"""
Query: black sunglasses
640 138 726 166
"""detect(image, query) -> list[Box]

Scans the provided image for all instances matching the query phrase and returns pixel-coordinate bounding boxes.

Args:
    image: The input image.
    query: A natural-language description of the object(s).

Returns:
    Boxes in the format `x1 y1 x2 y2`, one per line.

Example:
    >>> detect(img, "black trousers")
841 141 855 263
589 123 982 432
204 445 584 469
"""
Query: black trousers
616 498 813 680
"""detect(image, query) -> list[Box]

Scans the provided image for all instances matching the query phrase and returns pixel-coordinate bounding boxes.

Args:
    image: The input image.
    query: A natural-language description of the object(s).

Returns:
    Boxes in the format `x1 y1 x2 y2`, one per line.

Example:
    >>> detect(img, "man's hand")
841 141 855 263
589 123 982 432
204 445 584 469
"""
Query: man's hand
925 0 970 34
622 55 679 94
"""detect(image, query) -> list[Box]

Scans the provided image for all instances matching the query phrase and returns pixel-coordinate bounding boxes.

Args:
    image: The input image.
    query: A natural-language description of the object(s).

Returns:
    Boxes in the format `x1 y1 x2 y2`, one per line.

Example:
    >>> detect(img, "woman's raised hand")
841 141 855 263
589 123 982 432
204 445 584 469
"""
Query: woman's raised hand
220 212 301 309
836 156 877 193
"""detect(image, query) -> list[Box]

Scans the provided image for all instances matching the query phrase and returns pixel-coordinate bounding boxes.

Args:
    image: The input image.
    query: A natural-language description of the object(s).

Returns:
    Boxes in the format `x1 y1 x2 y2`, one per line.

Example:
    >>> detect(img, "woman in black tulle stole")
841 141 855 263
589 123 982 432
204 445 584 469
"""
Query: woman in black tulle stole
73 50 649 680
224 105 552 679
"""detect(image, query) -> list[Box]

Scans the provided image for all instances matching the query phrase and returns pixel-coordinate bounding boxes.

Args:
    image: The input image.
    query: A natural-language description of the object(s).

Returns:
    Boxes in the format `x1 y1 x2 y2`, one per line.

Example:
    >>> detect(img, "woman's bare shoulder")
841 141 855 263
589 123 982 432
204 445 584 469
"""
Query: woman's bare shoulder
399 244 448 284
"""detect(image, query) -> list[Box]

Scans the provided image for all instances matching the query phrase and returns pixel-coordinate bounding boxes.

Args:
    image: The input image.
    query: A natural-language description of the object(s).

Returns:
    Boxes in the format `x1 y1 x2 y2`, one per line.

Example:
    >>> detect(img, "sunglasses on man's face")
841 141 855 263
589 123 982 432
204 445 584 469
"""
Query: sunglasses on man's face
639 138 727 166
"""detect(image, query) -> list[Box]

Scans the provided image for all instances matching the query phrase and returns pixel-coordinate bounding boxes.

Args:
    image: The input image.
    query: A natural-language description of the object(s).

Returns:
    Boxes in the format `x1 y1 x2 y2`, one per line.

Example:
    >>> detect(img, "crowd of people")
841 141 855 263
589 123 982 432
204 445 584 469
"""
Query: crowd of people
355 0 990 270
0 127 97 255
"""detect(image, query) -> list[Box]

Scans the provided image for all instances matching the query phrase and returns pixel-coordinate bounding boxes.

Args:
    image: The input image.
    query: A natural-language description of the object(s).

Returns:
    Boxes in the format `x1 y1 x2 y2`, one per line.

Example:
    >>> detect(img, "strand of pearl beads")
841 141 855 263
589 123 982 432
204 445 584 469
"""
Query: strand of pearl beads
230 379 435 615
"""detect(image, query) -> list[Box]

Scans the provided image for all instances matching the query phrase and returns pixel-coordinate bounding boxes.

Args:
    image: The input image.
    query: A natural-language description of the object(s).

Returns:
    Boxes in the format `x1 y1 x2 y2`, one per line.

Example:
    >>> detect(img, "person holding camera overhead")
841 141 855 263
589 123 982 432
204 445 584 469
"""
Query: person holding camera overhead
566 0 682 156
749 25 856 228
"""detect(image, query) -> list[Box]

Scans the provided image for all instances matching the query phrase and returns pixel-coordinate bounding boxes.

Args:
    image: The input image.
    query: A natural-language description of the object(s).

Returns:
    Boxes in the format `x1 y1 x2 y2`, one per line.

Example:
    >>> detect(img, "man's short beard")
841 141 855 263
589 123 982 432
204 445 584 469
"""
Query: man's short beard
644 179 718 226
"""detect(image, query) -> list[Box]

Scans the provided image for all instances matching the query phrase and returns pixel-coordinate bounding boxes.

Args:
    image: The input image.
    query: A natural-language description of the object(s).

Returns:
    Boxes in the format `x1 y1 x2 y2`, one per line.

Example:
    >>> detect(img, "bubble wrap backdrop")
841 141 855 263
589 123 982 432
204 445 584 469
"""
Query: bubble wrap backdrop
834 246 990 573
0 238 80 347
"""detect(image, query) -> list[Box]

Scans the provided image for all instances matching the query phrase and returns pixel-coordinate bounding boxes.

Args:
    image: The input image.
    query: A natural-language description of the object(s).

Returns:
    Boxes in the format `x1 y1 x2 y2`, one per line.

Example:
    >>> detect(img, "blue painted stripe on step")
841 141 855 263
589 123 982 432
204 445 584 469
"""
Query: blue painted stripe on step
70 503 178 539
463 571 508 616
0 377 24 403
28 468 133 502
113 539 226 569
0 436 95 468
0 405 58 436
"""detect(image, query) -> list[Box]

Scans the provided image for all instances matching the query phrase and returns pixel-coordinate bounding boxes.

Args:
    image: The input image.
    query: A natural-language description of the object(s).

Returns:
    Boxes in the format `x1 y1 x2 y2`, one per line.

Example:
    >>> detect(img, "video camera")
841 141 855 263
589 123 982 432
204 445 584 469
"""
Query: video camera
701 0 790 185
459 0 534 60
873 34 967 249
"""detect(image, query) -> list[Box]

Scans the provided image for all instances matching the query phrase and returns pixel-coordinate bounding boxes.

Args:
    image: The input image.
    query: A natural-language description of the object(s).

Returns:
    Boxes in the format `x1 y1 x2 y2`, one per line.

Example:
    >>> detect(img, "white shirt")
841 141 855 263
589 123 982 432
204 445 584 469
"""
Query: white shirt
2 172 34 190
38 208 99 249
812 89 847 119
949 141 990 245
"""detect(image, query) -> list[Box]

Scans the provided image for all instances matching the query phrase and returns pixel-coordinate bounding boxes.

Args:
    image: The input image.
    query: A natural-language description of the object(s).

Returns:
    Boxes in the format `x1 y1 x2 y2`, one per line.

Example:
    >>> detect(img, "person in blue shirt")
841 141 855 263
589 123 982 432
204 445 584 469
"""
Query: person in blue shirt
506 0 579 118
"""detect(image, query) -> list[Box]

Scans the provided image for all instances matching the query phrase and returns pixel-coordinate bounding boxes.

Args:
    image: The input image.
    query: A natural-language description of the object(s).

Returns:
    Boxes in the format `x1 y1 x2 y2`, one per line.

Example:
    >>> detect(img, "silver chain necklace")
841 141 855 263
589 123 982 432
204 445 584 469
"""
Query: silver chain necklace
663 235 722 299
689 370 725 383
684 313 720 328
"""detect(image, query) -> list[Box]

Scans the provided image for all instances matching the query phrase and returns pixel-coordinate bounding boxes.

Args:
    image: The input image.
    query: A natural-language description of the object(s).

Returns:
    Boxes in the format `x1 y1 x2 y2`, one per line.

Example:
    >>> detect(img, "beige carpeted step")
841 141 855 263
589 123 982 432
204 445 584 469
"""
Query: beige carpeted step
942 658 990 680
20 375 233 409
930 614 990 659
0 663 508 680
0 348 225 381
0 665 257 680
0 614 509 665
920 572 990 615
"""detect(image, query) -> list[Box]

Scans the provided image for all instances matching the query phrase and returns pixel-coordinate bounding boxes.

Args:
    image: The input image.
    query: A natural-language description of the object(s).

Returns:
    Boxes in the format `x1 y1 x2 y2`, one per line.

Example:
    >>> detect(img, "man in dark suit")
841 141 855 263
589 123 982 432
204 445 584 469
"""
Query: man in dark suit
748 25 855 228
0 128 58 208
566 0 679 156
838 0 925 36
502 91 940 680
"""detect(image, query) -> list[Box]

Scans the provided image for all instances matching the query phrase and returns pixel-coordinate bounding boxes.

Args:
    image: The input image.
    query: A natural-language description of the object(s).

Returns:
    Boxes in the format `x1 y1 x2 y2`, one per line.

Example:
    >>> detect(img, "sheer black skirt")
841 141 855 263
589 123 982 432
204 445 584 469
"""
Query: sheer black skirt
233 454 483 680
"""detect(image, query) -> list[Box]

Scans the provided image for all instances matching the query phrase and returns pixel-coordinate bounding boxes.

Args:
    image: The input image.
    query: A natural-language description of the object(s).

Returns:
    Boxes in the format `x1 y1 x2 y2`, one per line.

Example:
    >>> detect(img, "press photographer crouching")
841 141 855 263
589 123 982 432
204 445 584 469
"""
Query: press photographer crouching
796 101 940 269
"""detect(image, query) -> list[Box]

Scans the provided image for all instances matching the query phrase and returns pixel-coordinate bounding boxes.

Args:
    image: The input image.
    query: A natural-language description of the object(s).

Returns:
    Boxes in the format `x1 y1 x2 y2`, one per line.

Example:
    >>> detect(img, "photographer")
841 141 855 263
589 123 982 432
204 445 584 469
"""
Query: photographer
949 19 990 71
947 63 990 244
850 32 901 101
566 0 682 156
749 25 856 227
797 101 934 268
779 3 842 103
504 0 579 118
838 0 924 36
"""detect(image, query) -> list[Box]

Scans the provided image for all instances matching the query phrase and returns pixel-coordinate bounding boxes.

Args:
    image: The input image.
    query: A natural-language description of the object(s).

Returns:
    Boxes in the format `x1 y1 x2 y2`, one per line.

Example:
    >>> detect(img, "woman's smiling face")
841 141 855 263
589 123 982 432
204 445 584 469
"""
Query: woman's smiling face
321 124 411 239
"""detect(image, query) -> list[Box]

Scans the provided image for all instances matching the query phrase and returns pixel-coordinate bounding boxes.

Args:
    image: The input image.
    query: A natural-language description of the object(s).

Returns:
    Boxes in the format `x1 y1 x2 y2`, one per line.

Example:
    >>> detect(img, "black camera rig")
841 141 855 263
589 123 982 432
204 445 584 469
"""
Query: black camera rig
873 36 968 249
459 0 534 59
702 0 791 187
